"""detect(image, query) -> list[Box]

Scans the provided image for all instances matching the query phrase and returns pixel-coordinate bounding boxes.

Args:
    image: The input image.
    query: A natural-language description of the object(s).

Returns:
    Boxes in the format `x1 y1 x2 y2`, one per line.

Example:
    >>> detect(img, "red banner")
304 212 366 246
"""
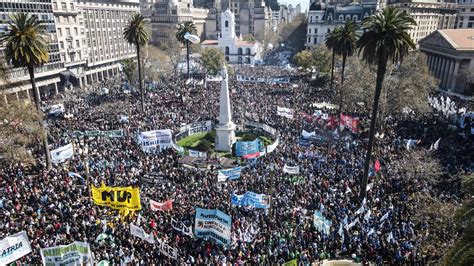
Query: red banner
150 199 173 211
340 114 359 133
375 160 381 172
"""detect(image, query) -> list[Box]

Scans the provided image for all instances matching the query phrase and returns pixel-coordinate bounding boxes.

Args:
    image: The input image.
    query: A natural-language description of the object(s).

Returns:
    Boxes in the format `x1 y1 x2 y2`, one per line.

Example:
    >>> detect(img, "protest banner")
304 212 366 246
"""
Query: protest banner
189 149 207 158
91 185 141 211
235 139 260 157
40 241 93 266
0 231 32 265
51 143 74 163
48 104 65 115
277 107 294 119
156 238 178 260
301 130 316 139
231 191 270 209
72 129 125 138
194 208 232 246
282 259 298 266
298 138 311 147
236 74 290 84
138 129 173 151
266 138 279 153
242 121 278 136
285 175 305 185
175 120 213 141
217 167 242 182
171 218 193 237
283 164 300 175
130 224 155 244
150 199 173 211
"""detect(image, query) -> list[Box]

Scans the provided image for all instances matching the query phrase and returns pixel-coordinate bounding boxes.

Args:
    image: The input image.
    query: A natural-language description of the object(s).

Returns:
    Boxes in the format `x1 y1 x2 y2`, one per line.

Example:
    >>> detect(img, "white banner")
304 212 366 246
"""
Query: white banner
138 129 173 151
130 224 155 244
171 218 193 237
301 130 316 139
283 164 300 175
266 138 279 153
40 241 94 266
277 107 294 119
189 149 207 158
0 231 32 265
156 238 178 260
51 143 74 163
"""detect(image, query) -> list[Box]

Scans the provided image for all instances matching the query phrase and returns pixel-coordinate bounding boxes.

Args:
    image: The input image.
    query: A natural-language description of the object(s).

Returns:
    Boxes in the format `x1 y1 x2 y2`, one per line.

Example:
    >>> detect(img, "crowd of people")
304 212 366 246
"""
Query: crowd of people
0 65 472 265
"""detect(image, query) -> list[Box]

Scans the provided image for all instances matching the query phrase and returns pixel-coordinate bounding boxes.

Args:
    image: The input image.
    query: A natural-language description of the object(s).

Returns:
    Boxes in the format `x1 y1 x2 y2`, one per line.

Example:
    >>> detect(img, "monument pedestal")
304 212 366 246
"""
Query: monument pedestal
215 123 236 152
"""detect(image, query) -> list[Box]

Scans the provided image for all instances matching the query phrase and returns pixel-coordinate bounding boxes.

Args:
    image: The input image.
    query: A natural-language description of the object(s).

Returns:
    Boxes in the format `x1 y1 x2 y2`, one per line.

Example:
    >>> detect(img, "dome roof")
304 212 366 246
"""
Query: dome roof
309 2 326 11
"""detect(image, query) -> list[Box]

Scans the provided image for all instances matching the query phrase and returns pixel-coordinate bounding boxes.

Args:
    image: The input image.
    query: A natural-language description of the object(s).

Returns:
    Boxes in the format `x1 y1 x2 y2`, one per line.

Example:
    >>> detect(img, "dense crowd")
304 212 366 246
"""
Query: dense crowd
0 65 472 265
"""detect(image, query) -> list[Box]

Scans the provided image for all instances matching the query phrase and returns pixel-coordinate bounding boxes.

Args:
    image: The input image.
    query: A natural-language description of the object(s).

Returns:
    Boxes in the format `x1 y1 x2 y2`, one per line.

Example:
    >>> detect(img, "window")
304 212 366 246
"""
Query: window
53 2 58 9
74 27 78 35
339 15 344 21
66 28 70 35
60 41 64 49
246 48 250 55
310 16 312 23
225 56 229 62
225 47 229 55
67 41 72 48
314 38 317 44
309 28 311 34
61 2 66 9
327 29 330 33
58 28 62 37
353 15 358 20
76 40 80 47
315 28 318 34
315 16 318 20
307 37 310 43
225 20 229 28
70 3 74 10
238 48 242 55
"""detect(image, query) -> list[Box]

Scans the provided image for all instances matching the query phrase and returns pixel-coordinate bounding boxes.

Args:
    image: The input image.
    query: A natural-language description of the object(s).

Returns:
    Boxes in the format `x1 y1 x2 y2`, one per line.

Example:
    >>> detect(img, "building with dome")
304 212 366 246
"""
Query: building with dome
201 10 262 64
306 0 379 48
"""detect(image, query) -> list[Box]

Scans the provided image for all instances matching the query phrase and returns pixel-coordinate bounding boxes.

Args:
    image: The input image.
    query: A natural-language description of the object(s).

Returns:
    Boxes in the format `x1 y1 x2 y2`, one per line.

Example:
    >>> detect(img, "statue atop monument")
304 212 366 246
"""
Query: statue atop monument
215 65 236 152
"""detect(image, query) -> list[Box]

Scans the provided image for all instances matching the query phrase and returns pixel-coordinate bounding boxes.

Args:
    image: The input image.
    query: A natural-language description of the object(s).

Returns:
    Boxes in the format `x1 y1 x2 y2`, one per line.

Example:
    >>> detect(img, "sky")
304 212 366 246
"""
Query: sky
280 0 310 12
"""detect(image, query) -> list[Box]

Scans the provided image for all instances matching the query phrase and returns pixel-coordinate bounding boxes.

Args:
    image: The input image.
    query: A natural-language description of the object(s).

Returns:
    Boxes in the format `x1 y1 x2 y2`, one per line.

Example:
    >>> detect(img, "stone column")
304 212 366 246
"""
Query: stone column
449 60 460 92
15 91 20 103
433 56 440 78
427 54 433 71
54 82 59 94
78 76 83 88
443 60 453 89
437 57 445 80
3 94 7 104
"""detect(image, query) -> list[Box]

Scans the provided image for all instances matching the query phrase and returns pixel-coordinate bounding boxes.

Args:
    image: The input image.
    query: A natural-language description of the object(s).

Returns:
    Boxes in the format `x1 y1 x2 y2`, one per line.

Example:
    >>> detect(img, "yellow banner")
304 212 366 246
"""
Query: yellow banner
282 259 297 266
91 185 141 211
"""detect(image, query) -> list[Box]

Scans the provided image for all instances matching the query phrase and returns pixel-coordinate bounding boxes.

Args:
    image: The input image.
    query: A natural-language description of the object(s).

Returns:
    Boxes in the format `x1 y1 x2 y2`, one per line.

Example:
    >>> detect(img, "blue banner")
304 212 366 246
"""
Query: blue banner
231 191 270 209
194 208 232 246
217 167 242 182
313 211 332 235
235 139 260 156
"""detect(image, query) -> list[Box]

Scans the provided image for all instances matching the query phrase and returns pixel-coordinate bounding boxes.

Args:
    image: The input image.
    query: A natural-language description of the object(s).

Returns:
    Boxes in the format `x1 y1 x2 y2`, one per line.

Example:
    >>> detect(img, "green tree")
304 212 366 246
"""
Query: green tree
311 46 332 76
325 20 359 123
0 13 52 169
357 6 416 200
123 13 150 114
242 34 256 42
293 50 315 73
176 21 197 79
122 58 136 85
201 48 225 76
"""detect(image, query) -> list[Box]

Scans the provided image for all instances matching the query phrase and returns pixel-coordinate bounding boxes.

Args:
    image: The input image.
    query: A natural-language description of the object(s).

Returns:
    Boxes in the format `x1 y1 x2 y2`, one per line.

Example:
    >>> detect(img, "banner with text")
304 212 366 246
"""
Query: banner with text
277 107 294 119
138 129 173 151
231 191 270 209
283 164 300 175
194 208 232 246
235 139 260 157
217 167 242 182
0 231 32 265
91 185 141 211
40 241 93 266
175 120 213 141
51 143 74 163
72 130 124 138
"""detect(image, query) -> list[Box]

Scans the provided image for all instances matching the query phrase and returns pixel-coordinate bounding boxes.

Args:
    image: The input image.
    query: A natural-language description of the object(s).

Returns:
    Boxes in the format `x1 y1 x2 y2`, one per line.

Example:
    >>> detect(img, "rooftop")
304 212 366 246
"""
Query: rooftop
439 29 474 51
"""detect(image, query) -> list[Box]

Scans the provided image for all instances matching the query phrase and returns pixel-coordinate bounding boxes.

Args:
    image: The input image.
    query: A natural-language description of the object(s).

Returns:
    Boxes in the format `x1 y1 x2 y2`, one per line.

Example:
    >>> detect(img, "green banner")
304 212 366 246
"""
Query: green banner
40 241 94 266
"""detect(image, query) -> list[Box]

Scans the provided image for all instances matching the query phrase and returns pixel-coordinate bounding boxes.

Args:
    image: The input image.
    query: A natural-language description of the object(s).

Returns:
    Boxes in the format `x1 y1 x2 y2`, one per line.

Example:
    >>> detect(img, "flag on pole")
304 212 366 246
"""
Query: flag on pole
433 138 441 150
380 211 390 222
364 209 371 221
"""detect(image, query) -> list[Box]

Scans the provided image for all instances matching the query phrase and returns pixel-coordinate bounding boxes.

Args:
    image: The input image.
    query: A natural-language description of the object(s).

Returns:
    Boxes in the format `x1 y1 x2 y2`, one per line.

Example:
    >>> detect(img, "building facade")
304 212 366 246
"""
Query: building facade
147 0 208 45
202 10 262 64
419 29 474 96
386 0 458 44
455 0 474 28
204 0 271 41
305 0 378 48
1 0 139 101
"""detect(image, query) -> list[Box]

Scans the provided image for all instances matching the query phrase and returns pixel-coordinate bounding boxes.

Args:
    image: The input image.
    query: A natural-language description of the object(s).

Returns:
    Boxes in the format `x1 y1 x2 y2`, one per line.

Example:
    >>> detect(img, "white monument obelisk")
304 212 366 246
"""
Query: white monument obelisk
215 65 236 152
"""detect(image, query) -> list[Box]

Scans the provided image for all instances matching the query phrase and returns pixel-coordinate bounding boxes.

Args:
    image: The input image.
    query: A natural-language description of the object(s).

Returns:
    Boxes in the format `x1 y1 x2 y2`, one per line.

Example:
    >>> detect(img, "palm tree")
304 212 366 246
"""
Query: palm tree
325 27 341 92
176 21 197 79
325 20 359 124
123 13 150 114
357 6 416 200
1 13 52 169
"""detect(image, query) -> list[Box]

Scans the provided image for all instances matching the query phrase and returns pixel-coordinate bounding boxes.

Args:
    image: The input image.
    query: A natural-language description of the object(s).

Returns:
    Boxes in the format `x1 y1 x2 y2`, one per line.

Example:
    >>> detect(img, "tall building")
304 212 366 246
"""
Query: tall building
386 0 458 44
305 0 378 48
0 0 139 101
147 0 208 45
0 0 63 99
204 0 271 40
455 0 474 28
